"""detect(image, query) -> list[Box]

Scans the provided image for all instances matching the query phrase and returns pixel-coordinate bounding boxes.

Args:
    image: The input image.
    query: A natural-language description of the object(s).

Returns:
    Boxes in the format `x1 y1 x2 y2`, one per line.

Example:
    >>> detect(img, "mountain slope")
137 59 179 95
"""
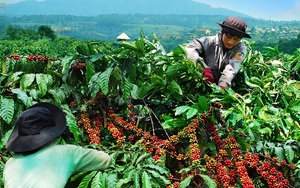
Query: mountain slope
2 0 249 17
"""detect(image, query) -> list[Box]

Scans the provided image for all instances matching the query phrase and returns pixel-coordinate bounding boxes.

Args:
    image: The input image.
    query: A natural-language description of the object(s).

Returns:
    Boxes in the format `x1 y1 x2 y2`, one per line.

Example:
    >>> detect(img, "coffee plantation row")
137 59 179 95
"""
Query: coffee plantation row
0 33 299 187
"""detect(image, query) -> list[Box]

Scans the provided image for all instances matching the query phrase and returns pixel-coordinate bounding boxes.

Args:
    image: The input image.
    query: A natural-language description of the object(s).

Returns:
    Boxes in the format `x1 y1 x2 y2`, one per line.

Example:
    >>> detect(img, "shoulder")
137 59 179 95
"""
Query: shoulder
235 41 247 51
44 144 82 154
230 42 248 61
61 144 105 155
192 35 217 50
231 41 247 54
199 35 216 43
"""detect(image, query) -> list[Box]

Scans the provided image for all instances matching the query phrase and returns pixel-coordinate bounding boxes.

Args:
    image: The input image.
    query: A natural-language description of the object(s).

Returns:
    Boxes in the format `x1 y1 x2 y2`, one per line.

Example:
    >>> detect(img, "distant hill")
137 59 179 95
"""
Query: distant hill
1 0 249 17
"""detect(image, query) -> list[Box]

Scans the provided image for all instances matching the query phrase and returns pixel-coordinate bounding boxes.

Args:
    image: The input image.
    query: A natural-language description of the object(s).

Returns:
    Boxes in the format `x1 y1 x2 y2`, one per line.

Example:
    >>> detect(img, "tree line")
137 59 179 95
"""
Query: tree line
1 17 299 54
2 25 56 41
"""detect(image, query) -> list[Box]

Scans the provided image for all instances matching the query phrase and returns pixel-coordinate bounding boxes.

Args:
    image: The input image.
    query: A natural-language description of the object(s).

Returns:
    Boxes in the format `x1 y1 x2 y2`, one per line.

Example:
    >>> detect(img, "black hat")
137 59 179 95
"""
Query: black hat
6 102 66 153
217 16 251 38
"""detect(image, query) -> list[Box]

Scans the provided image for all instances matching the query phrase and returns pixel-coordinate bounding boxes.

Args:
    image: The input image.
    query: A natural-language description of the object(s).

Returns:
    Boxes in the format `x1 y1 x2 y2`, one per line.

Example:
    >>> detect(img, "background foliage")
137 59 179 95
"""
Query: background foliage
0 27 299 187
1 14 300 53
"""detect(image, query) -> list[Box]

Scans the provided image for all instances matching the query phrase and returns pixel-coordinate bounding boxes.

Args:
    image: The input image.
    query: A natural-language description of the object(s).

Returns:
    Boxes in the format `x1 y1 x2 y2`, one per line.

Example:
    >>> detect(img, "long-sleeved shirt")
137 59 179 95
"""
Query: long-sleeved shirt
185 32 247 87
3 144 112 188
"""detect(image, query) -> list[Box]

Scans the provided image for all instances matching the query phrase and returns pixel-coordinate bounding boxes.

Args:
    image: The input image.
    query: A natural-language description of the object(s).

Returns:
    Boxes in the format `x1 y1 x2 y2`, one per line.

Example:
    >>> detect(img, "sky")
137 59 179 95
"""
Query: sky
0 0 300 21
193 0 300 21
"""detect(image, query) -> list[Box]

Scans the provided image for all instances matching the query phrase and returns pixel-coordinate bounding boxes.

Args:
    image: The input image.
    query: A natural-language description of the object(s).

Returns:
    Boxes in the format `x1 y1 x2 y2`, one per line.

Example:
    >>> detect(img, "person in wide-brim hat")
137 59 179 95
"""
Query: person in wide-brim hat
6 102 66 153
185 16 251 90
216 16 251 38
4 102 112 188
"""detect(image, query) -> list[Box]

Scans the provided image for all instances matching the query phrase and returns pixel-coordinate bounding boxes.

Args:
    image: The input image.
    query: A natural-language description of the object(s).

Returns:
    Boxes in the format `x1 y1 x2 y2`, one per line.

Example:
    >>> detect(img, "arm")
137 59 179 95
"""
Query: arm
185 39 208 68
218 47 247 87
70 145 112 173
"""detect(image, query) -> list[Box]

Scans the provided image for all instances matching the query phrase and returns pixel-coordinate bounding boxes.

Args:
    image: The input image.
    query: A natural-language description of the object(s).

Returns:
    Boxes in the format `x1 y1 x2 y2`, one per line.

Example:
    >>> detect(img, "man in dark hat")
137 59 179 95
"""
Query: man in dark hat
185 16 251 89
3 102 111 188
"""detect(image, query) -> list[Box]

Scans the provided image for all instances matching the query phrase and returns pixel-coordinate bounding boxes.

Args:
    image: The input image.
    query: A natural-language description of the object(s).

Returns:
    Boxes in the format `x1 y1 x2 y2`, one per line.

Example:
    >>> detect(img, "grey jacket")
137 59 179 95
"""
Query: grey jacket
185 32 247 87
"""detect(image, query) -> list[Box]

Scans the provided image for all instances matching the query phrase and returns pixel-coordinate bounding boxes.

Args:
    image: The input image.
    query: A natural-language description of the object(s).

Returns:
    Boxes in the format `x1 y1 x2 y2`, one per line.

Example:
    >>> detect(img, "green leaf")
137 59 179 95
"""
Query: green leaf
20 73 35 90
91 172 102 188
61 56 74 82
11 88 33 107
99 68 113 95
131 152 142 166
142 171 151 188
119 41 138 51
86 60 96 83
106 173 118 188
70 172 85 182
187 107 198 119
274 147 285 161
133 171 141 188
76 44 88 55
146 169 171 186
144 164 170 176
60 84 76 98
151 75 165 85
179 175 193 188
199 174 217 188
124 166 136 179
29 89 40 99
207 142 216 151
167 80 183 98
135 38 145 57
64 108 82 145
256 141 264 152
162 118 187 130
88 72 102 99
0 129 12 149
165 64 187 79
0 98 15 124
289 106 300 112
283 145 295 163
245 79 263 90
99 173 108 188
91 54 103 62
198 96 208 112
116 178 132 188
121 78 133 101
78 171 97 188
175 106 190 116
36 73 50 97
48 88 66 105
246 127 256 140
7 71 23 86
259 127 272 135
257 103 269 117
131 84 140 99
133 152 151 165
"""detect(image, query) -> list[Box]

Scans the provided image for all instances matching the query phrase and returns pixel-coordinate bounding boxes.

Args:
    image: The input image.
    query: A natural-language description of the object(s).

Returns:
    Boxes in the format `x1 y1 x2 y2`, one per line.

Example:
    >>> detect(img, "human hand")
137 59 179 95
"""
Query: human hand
202 68 214 83
220 85 226 90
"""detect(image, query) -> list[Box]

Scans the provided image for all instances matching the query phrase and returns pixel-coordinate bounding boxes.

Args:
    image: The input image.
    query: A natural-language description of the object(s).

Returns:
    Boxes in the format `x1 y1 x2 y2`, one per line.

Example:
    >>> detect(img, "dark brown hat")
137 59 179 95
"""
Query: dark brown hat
217 16 251 38
6 102 66 153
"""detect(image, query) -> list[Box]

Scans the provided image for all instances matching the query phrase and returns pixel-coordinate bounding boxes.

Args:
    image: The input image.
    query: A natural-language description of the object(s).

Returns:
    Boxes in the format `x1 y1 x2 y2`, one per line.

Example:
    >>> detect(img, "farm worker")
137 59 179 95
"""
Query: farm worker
3 102 111 188
185 16 251 89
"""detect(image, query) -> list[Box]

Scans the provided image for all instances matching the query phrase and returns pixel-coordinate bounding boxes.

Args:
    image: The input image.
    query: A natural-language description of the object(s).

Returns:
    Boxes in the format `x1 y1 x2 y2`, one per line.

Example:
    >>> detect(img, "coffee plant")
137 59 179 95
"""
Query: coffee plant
0 33 299 187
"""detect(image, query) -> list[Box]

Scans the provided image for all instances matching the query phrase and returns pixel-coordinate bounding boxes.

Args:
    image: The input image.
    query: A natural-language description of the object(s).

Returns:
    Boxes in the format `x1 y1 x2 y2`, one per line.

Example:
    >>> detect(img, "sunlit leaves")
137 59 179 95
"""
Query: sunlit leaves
36 73 52 96
86 60 96 83
20 73 35 90
88 68 113 98
11 88 33 107
0 98 14 124
199 174 217 188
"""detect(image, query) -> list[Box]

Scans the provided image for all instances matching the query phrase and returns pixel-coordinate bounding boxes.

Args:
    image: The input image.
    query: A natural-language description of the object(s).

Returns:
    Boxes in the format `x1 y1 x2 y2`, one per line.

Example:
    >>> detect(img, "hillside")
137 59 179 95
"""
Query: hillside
1 0 249 17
